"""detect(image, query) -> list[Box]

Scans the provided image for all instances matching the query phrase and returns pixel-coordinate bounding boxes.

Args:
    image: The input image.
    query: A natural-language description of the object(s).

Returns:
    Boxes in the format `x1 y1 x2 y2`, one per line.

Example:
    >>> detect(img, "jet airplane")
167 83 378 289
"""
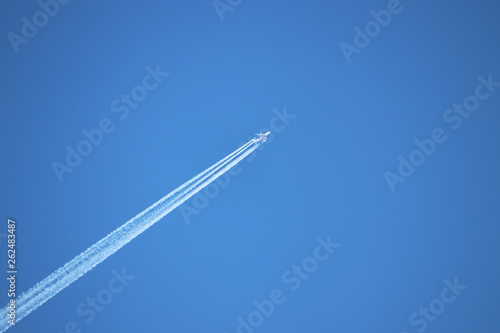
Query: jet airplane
254 131 270 142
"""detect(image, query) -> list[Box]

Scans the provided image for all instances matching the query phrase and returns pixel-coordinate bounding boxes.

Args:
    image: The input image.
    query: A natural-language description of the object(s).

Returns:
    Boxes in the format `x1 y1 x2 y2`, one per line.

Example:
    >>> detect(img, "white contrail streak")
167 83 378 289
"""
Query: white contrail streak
0 138 263 332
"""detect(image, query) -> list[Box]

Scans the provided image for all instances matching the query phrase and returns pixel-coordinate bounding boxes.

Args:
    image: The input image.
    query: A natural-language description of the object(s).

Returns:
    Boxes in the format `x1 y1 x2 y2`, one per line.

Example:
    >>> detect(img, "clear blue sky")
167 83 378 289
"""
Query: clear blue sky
1 1 499 332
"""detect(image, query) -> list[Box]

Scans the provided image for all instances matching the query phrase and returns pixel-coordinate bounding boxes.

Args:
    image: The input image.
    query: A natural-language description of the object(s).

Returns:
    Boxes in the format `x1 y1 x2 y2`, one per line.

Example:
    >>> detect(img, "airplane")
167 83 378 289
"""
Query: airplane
254 131 270 142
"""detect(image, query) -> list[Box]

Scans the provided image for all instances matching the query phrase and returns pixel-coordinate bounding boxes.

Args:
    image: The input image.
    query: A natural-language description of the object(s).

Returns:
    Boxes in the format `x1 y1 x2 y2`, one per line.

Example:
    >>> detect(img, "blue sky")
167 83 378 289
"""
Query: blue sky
1 0 499 332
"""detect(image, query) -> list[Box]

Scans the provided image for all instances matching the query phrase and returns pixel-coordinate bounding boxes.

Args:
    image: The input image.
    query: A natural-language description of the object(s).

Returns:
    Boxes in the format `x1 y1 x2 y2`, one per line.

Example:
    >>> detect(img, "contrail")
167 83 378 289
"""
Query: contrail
0 136 266 332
